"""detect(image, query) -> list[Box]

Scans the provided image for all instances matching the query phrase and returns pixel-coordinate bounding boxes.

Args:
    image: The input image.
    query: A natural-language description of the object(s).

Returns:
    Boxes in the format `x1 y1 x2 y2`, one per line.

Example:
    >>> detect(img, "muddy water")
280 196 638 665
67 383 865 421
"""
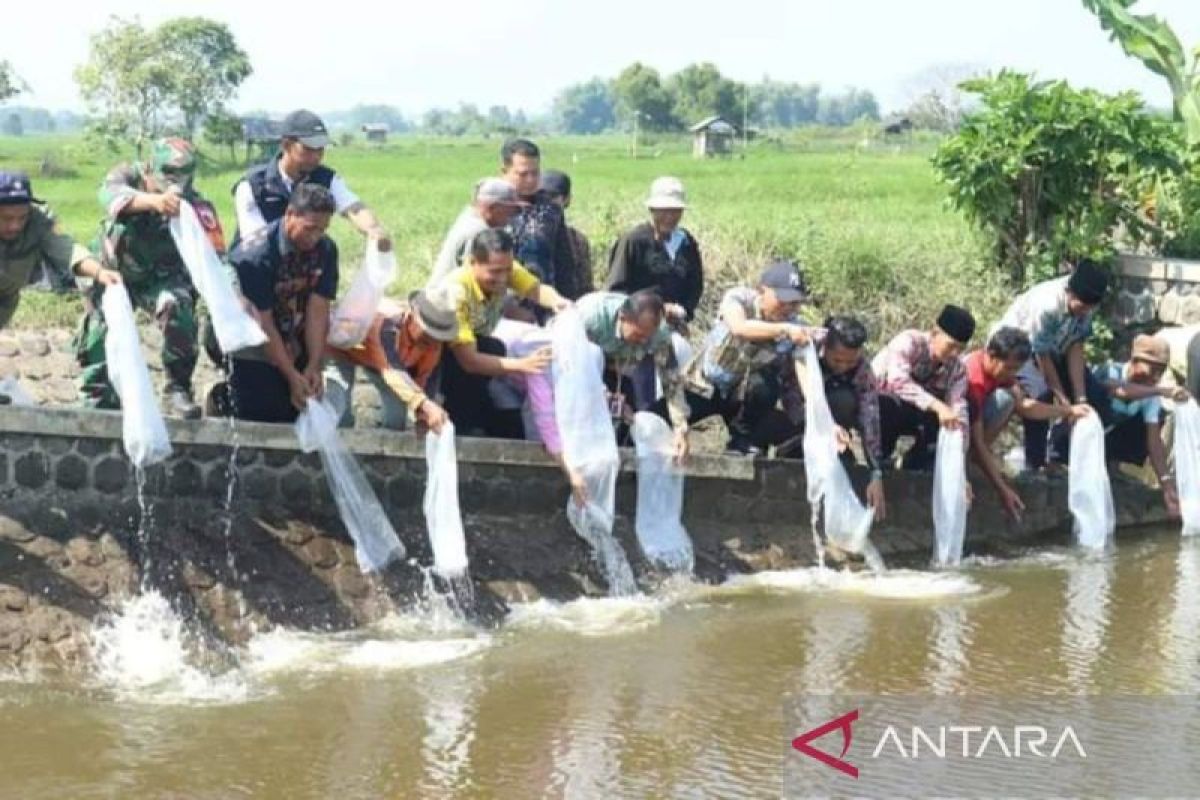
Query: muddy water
1 529 1198 799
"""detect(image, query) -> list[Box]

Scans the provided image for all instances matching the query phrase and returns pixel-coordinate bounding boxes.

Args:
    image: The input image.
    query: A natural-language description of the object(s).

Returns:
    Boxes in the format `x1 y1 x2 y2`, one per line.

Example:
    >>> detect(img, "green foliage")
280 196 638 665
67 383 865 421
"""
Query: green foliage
816 88 880 126
3 113 23 137
749 81 820 128
202 110 243 162
1083 0 1200 146
552 79 616 134
666 63 743 126
933 71 1180 285
611 63 677 131
156 17 252 138
74 16 251 152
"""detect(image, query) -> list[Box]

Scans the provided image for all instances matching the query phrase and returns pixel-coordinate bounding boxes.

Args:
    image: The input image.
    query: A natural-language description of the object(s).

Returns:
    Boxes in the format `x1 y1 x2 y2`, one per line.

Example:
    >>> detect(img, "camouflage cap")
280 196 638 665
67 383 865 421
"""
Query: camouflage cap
150 137 197 179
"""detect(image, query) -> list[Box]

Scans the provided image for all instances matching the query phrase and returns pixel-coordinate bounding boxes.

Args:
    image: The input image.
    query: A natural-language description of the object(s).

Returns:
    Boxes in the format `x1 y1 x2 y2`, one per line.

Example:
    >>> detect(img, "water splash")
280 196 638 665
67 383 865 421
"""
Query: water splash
506 596 666 637
90 591 248 705
719 566 984 600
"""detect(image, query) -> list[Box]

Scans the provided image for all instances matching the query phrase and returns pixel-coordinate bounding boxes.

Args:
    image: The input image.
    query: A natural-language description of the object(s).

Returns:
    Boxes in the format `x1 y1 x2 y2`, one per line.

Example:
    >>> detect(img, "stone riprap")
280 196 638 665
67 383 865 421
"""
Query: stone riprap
0 404 1172 674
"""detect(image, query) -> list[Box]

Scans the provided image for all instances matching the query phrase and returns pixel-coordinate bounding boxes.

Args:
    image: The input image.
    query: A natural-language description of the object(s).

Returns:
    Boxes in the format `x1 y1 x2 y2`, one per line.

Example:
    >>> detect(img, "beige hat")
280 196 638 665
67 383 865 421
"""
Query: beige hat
645 176 687 210
1131 334 1170 366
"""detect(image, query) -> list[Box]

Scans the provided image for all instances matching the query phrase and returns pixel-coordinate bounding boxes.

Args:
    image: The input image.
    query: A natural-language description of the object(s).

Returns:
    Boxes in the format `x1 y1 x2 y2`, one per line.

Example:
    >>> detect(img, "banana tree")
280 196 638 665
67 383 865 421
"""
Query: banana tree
1083 0 1200 146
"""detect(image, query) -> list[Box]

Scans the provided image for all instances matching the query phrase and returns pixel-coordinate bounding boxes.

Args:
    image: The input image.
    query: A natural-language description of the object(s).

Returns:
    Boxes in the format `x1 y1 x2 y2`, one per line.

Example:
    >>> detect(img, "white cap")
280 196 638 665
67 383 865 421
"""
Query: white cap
645 176 687 210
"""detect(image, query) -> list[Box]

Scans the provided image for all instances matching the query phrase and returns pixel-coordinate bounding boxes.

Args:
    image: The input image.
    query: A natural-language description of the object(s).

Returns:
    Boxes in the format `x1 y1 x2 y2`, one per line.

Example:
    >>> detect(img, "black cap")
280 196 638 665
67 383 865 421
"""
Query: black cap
0 171 41 205
539 169 571 199
281 109 330 148
1066 259 1109 306
936 304 976 344
759 260 809 303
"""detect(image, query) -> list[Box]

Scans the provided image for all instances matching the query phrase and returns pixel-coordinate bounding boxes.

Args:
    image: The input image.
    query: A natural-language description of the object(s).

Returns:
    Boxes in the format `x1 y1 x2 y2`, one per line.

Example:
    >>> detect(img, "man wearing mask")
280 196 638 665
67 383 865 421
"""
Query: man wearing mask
76 138 216 417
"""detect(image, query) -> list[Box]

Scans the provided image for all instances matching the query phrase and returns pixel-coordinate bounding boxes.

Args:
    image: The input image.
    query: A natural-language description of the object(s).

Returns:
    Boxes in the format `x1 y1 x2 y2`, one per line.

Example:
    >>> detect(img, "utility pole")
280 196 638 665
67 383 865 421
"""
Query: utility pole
743 83 749 153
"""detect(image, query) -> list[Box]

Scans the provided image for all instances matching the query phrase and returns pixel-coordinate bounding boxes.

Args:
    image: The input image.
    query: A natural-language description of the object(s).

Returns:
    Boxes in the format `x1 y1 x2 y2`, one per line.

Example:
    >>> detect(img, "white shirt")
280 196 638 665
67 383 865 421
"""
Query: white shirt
233 160 360 241
428 205 489 287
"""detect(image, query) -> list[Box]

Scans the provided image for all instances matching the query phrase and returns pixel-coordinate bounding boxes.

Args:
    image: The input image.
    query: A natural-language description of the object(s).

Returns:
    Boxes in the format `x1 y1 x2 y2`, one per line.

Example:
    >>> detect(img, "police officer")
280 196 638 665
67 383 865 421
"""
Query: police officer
76 137 222 418
231 108 391 251
0 172 121 403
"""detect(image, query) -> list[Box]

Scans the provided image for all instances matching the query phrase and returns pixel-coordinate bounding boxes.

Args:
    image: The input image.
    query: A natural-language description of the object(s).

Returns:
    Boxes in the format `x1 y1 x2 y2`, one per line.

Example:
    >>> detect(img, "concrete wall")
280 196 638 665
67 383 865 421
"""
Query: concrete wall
1113 254 1200 329
0 406 1171 673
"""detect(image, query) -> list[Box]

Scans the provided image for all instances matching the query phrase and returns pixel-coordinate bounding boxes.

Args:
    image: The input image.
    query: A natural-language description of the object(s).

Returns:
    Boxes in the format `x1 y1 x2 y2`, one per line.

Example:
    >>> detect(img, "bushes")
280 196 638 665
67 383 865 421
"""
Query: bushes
933 71 1182 285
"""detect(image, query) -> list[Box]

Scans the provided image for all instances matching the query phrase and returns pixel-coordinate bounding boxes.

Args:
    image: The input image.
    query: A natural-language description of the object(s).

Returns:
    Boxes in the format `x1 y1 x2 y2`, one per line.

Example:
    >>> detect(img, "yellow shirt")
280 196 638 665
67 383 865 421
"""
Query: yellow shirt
440 263 540 346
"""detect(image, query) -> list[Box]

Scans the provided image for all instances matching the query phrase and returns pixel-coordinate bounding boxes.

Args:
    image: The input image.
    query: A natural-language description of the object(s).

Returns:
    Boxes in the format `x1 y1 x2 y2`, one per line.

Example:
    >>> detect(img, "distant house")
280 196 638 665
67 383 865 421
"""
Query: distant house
240 117 282 165
690 116 737 158
361 123 389 144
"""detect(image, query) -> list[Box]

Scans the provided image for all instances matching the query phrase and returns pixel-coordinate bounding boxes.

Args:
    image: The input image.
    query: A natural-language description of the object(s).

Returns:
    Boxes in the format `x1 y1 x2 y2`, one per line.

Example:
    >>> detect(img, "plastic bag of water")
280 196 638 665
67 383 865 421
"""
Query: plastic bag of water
1174 399 1200 536
552 310 637 595
327 240 396 348
169 200 266 355
798 343 875 555
424 423 469 578
932 427 968 566
102 284 172 468
1068 412 1115 550
295 398 405 572
632 411 694 573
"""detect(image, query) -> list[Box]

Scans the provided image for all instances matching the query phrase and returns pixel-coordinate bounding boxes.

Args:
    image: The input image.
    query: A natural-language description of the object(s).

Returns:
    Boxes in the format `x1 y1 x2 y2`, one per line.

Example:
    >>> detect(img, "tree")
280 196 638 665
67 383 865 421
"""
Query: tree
901 62 985 131
552 78 615 134
667 62 744 126
611 63 676 131
3 113 22 137
157 17 252 138
75 16 252 152
0 61 25 103
203 110 243 162
933 71 1180 284
75 18 175 151
1083 0 1200 146
751 80 821 128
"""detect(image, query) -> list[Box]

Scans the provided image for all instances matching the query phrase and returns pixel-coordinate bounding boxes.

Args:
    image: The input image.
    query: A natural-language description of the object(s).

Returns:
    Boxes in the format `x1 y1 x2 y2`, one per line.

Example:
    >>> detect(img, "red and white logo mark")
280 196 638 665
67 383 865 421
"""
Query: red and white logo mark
792 709 859 779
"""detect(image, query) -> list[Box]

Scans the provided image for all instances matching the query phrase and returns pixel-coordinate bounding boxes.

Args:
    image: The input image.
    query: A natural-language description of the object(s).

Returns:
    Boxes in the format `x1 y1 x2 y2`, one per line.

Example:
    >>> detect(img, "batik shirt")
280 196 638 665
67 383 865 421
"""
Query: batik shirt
872 329 969 426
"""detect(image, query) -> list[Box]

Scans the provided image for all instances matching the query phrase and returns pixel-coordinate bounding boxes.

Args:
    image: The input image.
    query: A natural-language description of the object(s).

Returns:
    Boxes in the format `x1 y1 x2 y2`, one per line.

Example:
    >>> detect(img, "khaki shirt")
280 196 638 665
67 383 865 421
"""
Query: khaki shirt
0 206 89 329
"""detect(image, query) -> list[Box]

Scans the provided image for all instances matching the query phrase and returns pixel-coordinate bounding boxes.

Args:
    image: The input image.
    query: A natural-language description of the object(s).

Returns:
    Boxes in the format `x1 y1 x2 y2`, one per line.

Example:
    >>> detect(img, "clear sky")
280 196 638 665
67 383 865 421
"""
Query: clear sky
7 0 1200 116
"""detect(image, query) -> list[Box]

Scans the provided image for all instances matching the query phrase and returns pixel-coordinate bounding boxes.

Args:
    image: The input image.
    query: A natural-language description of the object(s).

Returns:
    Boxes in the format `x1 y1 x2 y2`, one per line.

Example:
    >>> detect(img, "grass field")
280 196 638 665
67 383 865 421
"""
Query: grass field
0 131 1011 340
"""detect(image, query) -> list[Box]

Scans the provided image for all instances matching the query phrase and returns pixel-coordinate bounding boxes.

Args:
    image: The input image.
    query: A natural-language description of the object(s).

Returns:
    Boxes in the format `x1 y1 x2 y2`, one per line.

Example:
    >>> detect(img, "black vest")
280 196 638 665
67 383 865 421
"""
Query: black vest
230 158 335 247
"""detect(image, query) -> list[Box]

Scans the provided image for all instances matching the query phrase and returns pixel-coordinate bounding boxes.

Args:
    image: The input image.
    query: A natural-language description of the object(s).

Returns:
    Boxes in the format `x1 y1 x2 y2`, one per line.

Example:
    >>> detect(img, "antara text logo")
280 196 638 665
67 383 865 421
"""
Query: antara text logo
792 709 1087 778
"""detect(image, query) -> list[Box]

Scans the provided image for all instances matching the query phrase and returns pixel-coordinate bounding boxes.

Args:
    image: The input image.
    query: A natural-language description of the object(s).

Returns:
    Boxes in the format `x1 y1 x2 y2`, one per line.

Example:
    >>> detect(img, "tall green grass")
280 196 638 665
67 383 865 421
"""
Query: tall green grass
0 132 1008 340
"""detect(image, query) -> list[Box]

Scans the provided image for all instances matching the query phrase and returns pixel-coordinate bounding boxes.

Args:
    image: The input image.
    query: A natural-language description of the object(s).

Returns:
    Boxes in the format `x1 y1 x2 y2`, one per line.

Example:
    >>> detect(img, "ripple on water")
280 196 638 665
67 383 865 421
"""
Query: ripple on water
717 566 992 601
505 596 668 637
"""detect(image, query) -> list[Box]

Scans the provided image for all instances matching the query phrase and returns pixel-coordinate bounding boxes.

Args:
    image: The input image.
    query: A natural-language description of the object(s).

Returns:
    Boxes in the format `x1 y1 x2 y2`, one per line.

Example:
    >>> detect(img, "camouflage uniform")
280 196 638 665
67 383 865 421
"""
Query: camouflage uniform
75 138 225 409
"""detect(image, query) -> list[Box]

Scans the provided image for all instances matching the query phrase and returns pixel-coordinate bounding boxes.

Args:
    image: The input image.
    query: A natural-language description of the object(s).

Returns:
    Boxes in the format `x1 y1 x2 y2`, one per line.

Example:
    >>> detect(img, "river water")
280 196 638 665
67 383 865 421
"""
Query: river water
1 528 1198 799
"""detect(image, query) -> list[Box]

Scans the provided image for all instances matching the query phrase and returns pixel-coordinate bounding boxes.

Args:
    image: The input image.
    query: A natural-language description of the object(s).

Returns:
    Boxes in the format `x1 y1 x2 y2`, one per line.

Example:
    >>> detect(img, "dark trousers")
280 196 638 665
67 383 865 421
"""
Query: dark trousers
878 393 940 469
440 336 523 438
686 369 782 444
1022 355 1101 468
1189 331 1200 399
759 384 859 458
227 357 304 424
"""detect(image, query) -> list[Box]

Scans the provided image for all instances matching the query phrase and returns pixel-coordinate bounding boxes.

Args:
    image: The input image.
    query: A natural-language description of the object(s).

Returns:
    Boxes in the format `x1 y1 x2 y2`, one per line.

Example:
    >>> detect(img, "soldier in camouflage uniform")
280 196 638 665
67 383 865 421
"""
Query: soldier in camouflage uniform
76 137 226 418
0 171 121 402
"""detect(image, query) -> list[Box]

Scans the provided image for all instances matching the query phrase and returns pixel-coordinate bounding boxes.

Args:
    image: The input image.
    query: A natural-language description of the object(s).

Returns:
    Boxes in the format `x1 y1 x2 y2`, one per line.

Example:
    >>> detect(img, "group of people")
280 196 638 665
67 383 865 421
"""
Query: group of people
1 111 1199 523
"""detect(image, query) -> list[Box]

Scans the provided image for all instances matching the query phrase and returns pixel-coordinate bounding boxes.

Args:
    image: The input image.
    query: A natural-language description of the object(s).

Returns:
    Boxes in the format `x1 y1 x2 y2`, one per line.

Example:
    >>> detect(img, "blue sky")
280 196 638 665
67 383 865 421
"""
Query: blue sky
8 0 1200 115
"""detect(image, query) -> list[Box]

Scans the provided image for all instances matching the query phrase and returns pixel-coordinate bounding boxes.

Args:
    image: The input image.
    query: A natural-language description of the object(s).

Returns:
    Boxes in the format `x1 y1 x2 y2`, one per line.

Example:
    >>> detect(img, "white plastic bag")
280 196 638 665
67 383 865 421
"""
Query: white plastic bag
552 309 637 595
424 423 469 578
0 375 35 406
102 284 172 468
1174 399 1200 536
328 240 396 348
168 200 266 354
931 427 968 567
1068 412 1115 550
798 343 875 556
631 412 694 573
295 398 405 572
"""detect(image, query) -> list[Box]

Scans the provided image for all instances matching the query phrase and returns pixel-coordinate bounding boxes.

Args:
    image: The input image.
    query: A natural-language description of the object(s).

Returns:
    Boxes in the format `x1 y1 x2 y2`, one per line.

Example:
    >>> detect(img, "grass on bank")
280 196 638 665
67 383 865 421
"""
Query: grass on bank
0 131 1010 340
